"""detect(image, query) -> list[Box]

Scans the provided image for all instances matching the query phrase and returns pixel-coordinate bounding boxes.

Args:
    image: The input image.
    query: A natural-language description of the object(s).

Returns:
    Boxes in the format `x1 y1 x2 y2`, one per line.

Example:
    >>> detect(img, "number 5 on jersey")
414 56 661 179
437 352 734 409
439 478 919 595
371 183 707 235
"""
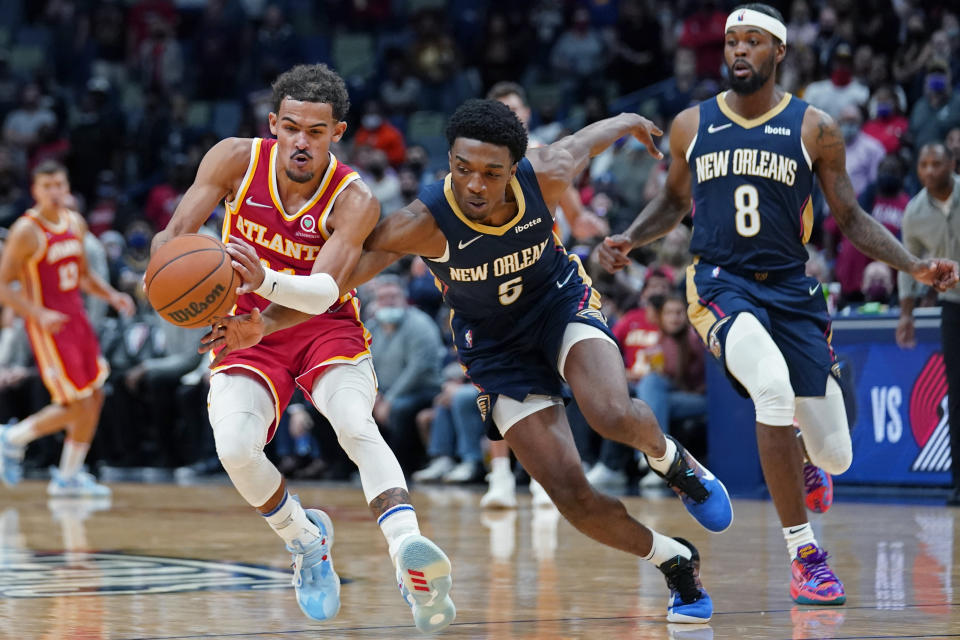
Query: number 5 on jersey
498 276 522 305
734 184 760 237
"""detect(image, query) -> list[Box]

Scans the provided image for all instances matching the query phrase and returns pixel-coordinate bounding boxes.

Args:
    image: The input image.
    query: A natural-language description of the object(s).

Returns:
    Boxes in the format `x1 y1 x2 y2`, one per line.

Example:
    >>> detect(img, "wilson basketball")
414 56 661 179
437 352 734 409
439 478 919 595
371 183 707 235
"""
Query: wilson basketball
145 234 238 328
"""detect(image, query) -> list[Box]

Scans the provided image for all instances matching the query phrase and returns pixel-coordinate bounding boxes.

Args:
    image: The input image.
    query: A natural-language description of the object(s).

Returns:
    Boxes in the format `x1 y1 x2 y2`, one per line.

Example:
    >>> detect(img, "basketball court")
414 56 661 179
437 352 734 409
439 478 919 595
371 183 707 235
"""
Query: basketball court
1 481 957 639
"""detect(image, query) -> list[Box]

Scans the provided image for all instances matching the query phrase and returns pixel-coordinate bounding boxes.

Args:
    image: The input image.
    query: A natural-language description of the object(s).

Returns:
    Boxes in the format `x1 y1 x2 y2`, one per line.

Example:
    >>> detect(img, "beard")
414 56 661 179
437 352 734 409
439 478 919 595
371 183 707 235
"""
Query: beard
728 55 776 95
284 168 315 183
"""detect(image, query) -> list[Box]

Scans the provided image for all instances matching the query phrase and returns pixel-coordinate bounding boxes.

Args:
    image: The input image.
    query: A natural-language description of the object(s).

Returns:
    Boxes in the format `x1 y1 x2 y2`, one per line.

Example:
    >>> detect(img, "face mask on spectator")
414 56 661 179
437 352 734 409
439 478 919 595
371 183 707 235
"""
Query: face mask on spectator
375 306 405 324
840 122 859 142
831 68 852 86
864 283 889 302
875 102 893 118
362 114 382 130
927 74 948 93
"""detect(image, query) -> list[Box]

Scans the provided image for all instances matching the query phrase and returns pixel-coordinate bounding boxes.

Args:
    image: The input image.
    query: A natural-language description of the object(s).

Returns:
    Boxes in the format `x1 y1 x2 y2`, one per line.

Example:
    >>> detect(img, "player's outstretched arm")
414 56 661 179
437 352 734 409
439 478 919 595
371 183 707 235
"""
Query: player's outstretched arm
531 112 663 205
807 107 959 292
0 220 69 332
597 107 698 272
150 137 251 255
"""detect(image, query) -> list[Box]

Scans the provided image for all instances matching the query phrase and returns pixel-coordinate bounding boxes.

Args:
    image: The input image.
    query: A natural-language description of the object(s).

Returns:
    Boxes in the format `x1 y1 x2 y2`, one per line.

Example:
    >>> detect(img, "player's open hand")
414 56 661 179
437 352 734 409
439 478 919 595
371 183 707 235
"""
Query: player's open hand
630 115 664 160
35 307 69 333
911 258 960 292
597 234 634 273
199 307 265 368
225 236 265 295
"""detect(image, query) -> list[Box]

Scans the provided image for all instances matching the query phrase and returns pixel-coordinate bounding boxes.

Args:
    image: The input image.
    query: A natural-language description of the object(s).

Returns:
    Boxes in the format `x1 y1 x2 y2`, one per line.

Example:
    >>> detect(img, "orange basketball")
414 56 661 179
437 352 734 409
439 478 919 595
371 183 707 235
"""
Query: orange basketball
145 234 238 328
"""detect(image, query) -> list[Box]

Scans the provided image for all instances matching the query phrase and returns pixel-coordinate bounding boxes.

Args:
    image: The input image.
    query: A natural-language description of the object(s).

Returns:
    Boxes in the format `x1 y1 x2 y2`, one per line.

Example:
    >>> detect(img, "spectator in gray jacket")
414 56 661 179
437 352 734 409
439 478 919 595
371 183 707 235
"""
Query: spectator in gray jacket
368 275 443 474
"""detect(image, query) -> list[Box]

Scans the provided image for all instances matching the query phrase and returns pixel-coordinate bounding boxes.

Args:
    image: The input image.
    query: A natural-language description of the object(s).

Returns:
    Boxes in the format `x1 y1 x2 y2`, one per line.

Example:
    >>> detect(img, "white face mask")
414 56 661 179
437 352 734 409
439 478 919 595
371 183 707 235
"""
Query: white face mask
375 306 405 325
362 114 383 130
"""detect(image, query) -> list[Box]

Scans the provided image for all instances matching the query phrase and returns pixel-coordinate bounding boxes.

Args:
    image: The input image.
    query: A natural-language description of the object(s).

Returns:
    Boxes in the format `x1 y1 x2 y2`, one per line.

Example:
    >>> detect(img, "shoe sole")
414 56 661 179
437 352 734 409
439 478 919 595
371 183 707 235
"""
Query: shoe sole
480 495 517 509
667 610 713 623
397 537 456 633
791 590 846 606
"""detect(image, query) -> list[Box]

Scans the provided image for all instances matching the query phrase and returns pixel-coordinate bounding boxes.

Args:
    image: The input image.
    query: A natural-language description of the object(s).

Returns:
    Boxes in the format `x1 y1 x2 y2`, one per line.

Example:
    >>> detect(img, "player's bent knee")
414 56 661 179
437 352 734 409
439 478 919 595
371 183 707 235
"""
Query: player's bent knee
753 375 795 426
213 414 267 471
807 433 853 475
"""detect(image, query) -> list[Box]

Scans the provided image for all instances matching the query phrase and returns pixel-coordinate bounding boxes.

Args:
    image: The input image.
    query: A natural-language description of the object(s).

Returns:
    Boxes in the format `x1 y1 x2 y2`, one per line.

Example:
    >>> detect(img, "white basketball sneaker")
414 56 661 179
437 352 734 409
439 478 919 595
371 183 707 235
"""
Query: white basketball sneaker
47 468 111 498
480 467 517 509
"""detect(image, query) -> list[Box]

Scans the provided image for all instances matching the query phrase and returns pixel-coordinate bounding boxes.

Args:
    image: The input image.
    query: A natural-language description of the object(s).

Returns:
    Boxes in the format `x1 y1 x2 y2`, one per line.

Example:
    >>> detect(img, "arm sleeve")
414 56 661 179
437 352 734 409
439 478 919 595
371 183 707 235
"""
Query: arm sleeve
254 269 339 315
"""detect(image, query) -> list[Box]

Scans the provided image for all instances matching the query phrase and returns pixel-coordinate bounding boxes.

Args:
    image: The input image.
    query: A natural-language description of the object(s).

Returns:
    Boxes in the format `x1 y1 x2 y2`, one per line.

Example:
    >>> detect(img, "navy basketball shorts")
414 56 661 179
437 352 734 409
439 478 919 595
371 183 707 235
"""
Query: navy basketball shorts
685 260 837 398
450 279 616 439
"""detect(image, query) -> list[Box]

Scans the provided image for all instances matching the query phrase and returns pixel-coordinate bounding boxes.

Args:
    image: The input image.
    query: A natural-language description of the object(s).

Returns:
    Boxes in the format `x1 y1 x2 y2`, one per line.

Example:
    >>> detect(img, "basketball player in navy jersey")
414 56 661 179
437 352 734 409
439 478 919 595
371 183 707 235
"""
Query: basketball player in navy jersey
599 3 959 605
206 99 735 623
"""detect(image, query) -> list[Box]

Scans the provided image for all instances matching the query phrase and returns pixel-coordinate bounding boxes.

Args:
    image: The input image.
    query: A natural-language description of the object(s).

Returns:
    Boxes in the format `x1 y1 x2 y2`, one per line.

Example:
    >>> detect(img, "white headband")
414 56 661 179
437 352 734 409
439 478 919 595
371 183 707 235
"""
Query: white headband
725 8 787 44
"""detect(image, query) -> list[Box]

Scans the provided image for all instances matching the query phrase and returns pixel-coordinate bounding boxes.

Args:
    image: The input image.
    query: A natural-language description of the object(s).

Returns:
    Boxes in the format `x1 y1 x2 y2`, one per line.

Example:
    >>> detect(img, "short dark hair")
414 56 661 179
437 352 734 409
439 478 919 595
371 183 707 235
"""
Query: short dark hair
731 3 786 44
271 64 350 120
486 82 527 106
445 99 528 164
32 160 67 182
920 142 954 162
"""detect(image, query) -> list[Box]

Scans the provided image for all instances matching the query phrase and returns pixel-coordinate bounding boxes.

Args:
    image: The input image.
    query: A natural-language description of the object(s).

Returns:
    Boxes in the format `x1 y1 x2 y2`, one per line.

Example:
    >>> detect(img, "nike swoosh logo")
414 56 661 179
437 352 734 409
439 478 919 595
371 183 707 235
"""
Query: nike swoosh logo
556 269 574 289
809 283 821 296
787 526 807 535
245 196 273 209
458 235 483 250
707 123 732 133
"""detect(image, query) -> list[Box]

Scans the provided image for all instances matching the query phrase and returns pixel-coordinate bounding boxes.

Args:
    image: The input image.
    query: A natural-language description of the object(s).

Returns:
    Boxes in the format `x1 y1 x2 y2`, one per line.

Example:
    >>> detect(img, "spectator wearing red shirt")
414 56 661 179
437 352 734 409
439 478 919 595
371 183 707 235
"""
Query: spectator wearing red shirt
677 0 726 78
862 86 909 153
353 100 406 168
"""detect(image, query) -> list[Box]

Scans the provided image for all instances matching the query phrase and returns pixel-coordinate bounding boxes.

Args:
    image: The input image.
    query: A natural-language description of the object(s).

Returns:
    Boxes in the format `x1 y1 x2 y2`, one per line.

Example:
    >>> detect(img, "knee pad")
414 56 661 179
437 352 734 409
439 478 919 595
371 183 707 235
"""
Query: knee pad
207 373 280 507
724 313 795 426
796 377 853 475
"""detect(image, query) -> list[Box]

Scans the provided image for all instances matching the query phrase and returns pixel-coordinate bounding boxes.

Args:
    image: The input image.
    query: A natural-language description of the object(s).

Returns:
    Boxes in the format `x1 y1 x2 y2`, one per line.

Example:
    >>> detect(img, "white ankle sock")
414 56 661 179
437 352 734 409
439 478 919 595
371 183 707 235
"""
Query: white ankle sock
783 522 817 560
647 437 678 475
378 504 420 564
59 440 89 479
262 491 320 548
490 456 511 476
644 529 692 566
6 419 37 447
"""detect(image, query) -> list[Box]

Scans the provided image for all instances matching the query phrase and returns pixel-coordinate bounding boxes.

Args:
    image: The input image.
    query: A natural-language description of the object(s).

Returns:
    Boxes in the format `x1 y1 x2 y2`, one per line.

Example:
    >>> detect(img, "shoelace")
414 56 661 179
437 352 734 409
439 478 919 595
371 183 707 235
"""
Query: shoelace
665 455 709 503
800 550 838 585
663 557 702 604
803 464 824 490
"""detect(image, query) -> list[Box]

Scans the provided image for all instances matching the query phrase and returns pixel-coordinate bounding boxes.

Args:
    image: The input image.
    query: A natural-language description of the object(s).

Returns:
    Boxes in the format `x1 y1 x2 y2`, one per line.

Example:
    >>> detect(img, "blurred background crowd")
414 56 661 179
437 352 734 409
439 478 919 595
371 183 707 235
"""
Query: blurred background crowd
0 0 958 490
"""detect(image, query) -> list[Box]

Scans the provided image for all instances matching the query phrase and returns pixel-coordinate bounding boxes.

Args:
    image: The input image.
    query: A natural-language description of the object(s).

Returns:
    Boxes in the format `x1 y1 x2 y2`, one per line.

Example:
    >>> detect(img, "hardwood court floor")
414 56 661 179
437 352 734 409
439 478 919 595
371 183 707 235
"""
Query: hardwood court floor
1 481 958 640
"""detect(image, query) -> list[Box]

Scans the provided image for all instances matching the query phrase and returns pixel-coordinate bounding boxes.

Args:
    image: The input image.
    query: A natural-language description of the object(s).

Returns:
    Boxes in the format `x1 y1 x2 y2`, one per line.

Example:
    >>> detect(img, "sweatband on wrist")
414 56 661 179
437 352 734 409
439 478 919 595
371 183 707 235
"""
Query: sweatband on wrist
725 8 787 44
254 268 339 315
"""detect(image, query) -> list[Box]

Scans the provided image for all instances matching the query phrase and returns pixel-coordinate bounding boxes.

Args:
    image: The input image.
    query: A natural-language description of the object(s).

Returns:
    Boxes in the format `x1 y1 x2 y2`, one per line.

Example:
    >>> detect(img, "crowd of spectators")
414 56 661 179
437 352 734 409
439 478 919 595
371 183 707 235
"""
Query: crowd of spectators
1 0 958 489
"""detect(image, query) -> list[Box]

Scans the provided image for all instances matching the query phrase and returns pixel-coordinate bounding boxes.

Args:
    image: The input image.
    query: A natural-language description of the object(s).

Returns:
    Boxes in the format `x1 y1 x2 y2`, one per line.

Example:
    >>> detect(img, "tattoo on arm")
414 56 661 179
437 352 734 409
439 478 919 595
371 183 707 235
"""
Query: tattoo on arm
368 487 411 518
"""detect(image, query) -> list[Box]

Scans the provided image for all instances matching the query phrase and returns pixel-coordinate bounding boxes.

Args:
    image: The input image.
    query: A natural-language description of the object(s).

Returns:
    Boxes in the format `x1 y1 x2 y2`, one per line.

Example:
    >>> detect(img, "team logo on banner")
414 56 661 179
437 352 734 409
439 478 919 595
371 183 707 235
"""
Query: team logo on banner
0 550 295 597
910 353 951 473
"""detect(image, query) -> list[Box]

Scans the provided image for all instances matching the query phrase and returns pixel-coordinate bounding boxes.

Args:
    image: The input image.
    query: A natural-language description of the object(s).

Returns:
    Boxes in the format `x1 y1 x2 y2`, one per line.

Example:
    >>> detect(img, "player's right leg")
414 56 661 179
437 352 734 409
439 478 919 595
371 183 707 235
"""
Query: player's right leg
207 372 340 621
723 312 844 605
500 400 712 623
310 360 455 634
47 388 111 498
1 398 89 488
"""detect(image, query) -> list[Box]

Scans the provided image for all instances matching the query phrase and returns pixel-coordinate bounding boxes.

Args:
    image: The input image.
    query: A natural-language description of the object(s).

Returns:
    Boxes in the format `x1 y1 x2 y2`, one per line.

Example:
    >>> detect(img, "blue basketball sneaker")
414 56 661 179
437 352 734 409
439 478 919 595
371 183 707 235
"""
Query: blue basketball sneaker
659 537 713 623
396 535 456 633
649 436 733 533
47 467 111 497
288 508 340 621
0 421 25 488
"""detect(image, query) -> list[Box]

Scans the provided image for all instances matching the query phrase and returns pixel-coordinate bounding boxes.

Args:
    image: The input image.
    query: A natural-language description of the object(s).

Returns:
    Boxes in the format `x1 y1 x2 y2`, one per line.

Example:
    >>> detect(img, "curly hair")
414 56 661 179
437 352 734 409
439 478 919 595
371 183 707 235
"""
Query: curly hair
271 64 350 120
445 99 528 164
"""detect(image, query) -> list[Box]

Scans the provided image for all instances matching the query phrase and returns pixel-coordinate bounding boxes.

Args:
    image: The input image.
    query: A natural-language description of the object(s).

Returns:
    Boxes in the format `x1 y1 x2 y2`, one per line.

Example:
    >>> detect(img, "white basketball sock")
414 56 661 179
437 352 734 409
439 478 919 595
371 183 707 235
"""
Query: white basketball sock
6 419 37 447
59 439 89 479
379 504 421 564
644 529 692 566
647 437 678 475
783 522 817 560
490 455 511 476
262 491 320 549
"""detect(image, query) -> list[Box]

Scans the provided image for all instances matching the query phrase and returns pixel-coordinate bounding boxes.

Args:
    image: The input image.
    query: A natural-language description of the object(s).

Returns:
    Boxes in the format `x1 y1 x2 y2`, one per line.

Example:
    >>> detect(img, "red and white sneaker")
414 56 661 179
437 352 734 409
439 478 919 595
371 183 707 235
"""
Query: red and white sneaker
396 535 456 633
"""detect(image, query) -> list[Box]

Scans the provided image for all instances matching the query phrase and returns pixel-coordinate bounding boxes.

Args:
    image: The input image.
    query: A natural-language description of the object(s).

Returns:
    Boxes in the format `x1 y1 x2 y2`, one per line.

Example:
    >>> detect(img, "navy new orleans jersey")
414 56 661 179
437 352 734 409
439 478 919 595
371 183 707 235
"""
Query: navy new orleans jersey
688 92 815 275
685 92 837 398
418 157 613 426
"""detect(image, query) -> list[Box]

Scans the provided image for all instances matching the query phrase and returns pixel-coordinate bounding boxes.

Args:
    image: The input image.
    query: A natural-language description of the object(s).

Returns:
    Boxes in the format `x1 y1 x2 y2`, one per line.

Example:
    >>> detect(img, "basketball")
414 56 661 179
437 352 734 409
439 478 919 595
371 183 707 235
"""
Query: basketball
145 234 238 328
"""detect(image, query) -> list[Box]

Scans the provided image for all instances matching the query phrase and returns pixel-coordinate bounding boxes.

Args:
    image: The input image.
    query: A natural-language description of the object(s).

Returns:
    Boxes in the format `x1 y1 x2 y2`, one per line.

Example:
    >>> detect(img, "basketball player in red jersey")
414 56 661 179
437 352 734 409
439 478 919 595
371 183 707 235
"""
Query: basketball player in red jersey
0 161 135 496
151 64 455 632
